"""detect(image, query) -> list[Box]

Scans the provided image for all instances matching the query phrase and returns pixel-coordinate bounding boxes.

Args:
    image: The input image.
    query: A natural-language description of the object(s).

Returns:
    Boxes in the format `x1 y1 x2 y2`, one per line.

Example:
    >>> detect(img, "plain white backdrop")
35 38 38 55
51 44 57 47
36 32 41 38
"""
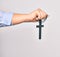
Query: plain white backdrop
0 0 60 57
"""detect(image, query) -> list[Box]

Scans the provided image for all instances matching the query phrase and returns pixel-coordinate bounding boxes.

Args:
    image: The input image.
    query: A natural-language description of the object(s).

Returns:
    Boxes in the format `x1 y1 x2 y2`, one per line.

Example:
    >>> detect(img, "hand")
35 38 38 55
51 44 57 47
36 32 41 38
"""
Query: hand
28 8 48 22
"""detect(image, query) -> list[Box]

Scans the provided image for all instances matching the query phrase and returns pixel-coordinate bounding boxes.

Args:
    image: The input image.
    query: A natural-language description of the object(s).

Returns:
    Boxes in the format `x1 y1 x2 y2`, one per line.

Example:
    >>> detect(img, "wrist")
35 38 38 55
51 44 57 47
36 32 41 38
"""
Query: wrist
24 13 32 22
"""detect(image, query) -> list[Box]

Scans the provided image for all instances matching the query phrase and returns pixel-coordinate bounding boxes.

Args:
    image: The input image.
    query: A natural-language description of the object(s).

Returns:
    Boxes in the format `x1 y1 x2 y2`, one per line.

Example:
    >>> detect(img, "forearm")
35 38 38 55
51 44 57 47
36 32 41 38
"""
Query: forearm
12 13 31 25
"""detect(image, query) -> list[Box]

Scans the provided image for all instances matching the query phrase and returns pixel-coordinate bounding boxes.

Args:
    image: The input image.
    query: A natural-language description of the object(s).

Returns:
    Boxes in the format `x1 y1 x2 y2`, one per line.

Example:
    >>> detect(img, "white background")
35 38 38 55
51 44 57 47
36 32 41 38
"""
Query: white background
0 0 60 57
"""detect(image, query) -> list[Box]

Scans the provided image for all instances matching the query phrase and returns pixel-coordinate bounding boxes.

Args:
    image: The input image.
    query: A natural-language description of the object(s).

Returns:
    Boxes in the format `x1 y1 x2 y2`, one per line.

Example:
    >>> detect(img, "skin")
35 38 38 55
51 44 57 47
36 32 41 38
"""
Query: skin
12 8 48 25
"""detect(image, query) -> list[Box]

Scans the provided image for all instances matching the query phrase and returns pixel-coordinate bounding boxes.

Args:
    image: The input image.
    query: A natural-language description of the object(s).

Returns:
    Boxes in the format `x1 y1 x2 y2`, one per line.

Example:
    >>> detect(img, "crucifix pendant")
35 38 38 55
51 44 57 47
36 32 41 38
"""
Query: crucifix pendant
36 20 44 39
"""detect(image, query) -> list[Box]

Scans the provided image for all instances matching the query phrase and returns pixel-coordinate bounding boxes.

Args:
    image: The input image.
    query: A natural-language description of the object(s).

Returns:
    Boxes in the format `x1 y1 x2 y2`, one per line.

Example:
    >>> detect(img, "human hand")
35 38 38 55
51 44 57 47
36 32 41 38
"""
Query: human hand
28 8 48 22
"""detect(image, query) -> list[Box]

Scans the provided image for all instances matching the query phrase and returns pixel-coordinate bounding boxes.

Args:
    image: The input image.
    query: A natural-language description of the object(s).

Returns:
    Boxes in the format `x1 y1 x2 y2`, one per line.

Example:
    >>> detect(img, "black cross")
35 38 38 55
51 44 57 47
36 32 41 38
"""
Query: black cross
36 20 44 39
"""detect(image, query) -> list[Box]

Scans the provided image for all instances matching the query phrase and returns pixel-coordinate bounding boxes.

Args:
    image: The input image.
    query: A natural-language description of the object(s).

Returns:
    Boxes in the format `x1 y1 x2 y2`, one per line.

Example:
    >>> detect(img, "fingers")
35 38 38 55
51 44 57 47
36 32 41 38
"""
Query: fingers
35 8 48 21
40 10 48 19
